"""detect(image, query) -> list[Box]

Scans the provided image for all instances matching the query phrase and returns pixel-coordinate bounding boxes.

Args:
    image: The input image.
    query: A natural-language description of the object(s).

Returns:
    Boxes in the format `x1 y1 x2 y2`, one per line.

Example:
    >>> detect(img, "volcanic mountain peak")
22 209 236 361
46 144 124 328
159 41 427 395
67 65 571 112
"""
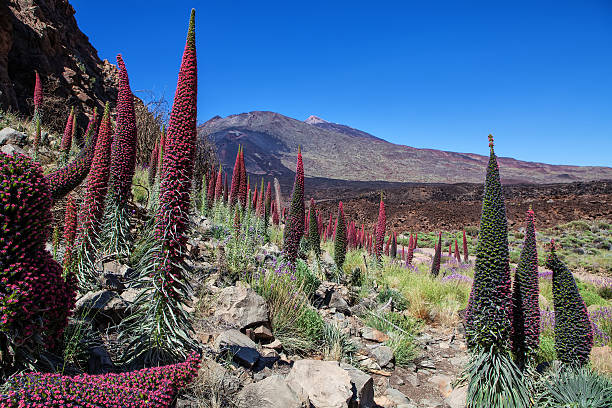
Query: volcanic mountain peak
199 111 612 188
305 115 329 125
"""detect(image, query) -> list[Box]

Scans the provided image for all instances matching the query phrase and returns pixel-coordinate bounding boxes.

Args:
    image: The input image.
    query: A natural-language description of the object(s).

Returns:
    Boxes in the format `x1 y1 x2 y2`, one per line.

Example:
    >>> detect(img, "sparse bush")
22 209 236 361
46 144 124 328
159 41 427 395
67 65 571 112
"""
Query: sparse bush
377 286 408 311
249 260 324 353
363 311 420 366
322 322 357 362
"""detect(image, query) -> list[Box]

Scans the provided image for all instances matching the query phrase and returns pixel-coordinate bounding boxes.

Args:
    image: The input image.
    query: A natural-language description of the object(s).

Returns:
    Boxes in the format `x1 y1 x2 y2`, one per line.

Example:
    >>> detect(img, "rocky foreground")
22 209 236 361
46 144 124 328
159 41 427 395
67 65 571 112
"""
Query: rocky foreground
72 214 468 408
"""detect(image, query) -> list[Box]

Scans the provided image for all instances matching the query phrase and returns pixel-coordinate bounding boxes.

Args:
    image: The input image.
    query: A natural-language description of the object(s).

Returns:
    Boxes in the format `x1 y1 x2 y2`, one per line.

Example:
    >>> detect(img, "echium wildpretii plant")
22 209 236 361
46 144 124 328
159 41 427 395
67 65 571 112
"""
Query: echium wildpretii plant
72 104 113 290
375 192 386 261
102 54 137 257
59 107 75 164
334 201 347 270
465 135 512 350
510 207 540 369
431 232 441 276
149 126 166 210
0 152 76 379
282 147 305 264
308 198 321 257
119 11 199 365
45 112 99 200
0 352 201 407
31 71 43 160
546 241 593 367
228 145 241 206
62 194 78 268
461 135 528 408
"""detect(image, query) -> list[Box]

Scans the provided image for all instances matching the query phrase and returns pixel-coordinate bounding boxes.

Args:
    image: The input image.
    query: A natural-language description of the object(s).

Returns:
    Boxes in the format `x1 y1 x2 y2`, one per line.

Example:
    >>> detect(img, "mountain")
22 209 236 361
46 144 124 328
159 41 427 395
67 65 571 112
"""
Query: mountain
0 0 119 131
198 111 612 188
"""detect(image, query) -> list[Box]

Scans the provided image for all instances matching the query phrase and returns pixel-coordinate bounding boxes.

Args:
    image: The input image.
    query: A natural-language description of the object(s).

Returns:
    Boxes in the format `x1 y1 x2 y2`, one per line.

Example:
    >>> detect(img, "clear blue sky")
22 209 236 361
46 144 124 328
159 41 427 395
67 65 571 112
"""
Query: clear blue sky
72 0 612 166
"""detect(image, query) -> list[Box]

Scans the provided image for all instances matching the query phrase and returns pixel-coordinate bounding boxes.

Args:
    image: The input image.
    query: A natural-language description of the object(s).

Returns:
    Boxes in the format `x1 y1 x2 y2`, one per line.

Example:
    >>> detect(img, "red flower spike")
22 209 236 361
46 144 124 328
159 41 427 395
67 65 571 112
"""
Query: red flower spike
108 54 137 204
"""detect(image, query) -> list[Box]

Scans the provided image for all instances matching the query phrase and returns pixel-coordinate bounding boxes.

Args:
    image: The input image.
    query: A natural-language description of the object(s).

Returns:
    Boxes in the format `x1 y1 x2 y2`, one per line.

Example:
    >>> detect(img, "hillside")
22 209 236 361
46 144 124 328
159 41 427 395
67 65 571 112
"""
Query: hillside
199 111 612 187
0 0 119 131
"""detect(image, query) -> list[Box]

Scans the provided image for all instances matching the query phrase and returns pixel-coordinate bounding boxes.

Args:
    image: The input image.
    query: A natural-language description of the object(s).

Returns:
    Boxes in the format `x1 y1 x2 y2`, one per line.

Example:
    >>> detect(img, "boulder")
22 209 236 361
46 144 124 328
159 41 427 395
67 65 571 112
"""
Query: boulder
1 144 26 156
254 325 274 341
341 363 375 408
384 388 412 406
361 327 389 343
75 290 128 324
0 127 27 147
369 345 394 368
87 345 115 374
215 329 260 368
286 360 353 408
236 375 302 408
329 291 352 315
445 385 467 408
214 285 269 330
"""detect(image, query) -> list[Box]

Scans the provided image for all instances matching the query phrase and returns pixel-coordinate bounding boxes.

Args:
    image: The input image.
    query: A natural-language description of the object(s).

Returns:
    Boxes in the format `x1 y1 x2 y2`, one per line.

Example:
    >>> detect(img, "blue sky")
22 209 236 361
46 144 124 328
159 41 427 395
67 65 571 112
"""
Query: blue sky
72 0 612 166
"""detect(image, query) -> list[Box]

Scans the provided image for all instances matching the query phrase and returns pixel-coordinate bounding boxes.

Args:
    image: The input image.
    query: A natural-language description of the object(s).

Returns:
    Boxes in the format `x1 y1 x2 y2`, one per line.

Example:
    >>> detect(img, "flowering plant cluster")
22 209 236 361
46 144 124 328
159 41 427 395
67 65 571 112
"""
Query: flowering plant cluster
0 152 75 375
0 353 200 407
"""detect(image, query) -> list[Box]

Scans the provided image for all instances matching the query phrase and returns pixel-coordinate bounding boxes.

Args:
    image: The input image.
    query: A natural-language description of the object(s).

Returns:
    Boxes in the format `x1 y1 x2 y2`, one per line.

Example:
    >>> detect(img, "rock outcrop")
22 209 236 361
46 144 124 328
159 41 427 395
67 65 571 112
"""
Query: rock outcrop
0 0 119 130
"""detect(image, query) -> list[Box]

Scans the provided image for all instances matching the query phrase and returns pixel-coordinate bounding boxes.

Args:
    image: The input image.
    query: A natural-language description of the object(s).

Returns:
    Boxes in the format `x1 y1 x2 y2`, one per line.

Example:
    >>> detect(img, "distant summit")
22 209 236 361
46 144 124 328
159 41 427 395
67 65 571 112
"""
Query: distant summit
305 115 329 125
198 110 612 188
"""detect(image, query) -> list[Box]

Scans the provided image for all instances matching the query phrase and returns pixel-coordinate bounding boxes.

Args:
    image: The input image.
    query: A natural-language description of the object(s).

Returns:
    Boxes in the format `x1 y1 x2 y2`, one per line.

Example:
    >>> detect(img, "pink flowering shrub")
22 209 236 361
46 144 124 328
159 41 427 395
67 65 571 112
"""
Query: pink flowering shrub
0 152 76 375
0 353 200 407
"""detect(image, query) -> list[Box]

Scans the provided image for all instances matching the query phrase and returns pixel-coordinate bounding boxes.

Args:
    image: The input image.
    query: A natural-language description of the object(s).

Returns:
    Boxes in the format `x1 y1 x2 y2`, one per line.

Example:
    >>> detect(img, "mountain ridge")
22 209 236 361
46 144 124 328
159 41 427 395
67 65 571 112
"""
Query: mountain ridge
198 110 612 187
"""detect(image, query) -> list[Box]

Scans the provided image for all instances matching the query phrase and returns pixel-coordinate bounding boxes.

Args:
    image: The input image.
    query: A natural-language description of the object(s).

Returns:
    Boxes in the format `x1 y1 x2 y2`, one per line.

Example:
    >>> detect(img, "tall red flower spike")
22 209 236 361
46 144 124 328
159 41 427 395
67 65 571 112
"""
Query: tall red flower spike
148 139 160 186
108 54 137 203
77 104 113 241
154 8 198 292
229 146 241 205
60 107 75 154
214 166 223 202
33 71 43 111
463 230 469 263
238 147 247 207
282 147 305 263
375 193 386 260
454 239 461 262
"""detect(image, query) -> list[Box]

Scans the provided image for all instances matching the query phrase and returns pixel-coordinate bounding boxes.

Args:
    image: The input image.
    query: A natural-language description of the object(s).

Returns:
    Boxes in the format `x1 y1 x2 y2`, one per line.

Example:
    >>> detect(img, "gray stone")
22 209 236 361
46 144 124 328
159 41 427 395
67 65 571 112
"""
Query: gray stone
329 291 352 315
254 325 274 341
236 375 302 408
214 329 260 368
87 346 115 374
445 385 467 408
384 388 411 405
1 144 26 156
370 345 394 368
341 363 375 408
286 360 353 408
214 285 269 329
361 327 389 343
75 290 128 324
97 273 125 292
0 127 27 147
120 288 140 303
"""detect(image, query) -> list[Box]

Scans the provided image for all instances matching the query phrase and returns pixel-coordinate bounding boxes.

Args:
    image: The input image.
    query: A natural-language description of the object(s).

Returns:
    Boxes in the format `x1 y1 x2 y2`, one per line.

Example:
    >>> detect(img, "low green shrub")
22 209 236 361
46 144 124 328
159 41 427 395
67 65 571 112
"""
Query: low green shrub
537 366 612 408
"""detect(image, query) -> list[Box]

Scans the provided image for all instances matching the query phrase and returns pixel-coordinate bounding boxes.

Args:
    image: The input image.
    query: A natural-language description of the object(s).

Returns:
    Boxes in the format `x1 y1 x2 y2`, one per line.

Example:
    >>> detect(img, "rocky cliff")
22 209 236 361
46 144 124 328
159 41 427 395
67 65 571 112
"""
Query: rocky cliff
0 0 118 131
